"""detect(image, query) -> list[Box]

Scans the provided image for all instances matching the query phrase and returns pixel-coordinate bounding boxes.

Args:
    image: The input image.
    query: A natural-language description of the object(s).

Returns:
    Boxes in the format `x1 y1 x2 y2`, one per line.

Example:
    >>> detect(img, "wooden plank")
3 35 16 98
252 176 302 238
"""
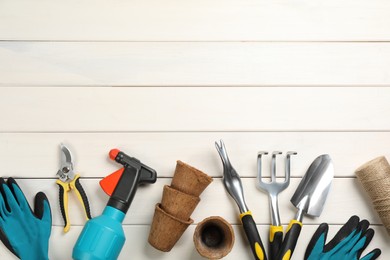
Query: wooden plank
1 42 390 86
0 224 387 260
0 132 388 178
1 87 390 132
13 178 382 226
0 0 389 41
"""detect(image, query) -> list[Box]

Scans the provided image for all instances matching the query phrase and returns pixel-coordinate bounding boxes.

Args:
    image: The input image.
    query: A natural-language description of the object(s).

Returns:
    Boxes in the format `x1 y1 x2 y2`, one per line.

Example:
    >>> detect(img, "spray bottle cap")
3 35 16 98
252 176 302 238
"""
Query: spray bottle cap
100 149 157 214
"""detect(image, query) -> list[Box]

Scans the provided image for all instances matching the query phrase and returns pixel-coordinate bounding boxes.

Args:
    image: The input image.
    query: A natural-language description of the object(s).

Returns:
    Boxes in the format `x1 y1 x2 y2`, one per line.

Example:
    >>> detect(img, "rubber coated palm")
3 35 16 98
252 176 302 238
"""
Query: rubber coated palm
305 215 381 260
0 178 52 260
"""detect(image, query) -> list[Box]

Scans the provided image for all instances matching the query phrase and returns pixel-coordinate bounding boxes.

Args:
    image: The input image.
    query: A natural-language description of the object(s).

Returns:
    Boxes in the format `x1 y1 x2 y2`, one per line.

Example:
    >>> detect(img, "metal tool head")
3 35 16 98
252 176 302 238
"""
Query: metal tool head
257 151 297 226
291 154 333 217
57 143 75 182
257 151 297 194
285 151 297 180
256 151 269 187
215 140 248 213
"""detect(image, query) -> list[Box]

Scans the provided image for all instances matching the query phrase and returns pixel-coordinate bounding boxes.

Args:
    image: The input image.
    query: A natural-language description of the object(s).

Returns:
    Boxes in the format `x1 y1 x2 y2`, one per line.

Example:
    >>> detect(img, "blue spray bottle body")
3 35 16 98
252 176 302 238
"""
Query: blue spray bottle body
72 149 157 260
73 206 126 260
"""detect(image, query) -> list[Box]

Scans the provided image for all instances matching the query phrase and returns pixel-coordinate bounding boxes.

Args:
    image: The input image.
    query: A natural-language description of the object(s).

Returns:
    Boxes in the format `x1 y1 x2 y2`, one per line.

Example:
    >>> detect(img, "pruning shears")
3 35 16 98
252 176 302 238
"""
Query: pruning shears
56 143 92 233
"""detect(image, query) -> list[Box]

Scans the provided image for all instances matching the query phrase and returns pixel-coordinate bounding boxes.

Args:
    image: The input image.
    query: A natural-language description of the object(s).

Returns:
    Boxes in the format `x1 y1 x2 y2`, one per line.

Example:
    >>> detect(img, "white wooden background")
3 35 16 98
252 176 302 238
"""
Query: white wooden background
0 0 389 259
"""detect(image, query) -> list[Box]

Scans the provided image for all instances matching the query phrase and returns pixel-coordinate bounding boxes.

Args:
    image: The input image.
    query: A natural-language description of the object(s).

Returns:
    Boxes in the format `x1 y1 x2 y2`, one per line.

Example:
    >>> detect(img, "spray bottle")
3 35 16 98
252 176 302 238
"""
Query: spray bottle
72 149 157 260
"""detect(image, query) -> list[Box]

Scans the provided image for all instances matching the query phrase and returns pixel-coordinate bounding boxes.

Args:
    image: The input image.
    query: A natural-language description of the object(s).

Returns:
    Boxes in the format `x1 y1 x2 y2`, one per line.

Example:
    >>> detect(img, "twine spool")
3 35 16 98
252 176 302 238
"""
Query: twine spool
355 156 390 235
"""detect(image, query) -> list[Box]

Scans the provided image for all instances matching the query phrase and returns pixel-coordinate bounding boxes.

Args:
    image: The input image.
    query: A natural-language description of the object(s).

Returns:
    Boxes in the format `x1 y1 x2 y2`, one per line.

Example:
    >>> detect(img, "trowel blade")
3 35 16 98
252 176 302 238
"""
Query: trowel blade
291 154 334 217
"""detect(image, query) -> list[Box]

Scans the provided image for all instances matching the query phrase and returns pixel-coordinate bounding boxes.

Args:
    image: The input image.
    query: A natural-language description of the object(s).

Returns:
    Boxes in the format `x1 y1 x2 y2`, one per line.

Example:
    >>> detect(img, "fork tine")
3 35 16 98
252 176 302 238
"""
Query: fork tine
285 151 297 184
257 151 268 188
271 151 282 182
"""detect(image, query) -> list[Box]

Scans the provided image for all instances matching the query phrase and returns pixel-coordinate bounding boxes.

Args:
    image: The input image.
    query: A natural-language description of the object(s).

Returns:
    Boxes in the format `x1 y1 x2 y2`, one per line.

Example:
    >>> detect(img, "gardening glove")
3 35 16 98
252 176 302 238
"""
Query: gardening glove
304 215 381 260
0 177 52 260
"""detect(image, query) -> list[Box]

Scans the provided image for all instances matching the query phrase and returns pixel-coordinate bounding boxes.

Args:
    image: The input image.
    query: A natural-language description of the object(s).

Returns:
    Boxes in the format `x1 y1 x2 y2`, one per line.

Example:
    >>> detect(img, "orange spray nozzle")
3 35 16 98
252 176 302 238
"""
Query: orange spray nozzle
109 149 120 160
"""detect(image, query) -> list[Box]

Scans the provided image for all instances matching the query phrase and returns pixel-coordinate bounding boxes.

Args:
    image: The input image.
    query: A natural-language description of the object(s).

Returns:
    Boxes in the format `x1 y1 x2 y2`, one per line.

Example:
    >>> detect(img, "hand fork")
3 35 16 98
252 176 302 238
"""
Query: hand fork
257 151 296 260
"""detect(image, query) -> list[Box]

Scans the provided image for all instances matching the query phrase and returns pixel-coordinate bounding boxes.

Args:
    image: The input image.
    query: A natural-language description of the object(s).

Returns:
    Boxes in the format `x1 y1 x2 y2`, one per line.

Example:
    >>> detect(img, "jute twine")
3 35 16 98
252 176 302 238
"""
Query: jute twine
355 156 390 235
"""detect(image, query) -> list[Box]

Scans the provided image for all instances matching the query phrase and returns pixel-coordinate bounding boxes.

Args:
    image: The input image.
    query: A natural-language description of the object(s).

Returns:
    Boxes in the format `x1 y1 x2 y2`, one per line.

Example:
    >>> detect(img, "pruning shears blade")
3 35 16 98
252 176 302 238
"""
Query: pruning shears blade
61 143 73 164
57 143 75 182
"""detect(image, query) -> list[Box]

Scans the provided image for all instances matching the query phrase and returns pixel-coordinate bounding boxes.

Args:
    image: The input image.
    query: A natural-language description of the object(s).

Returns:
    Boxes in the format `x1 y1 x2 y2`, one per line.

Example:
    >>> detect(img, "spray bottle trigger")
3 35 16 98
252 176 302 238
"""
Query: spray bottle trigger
99 168 124 196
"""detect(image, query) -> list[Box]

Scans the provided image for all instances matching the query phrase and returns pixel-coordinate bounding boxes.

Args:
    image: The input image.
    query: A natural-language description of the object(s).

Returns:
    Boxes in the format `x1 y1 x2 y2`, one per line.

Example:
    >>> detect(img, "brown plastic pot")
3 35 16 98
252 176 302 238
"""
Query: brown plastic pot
193 216 235 259
148 203 194 252
171 160 213 197
161 185 200 220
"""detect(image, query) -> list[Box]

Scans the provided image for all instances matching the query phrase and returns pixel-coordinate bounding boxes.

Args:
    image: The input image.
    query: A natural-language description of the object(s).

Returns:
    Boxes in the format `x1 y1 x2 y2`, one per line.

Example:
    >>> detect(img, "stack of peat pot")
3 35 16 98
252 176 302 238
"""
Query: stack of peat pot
148 160 213 252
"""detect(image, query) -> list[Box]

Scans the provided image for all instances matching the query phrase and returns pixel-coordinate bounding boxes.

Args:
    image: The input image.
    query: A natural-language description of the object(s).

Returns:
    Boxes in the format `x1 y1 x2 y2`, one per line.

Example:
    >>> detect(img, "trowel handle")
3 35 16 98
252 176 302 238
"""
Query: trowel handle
276 220 302 260
240 212 267 260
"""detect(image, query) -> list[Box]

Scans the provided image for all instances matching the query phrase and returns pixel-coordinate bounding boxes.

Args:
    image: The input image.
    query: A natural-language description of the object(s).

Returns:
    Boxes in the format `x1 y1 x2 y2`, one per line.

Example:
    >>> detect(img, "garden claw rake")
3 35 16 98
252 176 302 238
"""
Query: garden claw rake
257 151 297 260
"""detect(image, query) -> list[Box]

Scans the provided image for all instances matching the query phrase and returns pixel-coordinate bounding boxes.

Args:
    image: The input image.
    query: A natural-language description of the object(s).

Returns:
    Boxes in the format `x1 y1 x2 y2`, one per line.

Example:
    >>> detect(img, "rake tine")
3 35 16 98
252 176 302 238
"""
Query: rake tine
285 151 297 183
257 151 268 182
271 151 282 182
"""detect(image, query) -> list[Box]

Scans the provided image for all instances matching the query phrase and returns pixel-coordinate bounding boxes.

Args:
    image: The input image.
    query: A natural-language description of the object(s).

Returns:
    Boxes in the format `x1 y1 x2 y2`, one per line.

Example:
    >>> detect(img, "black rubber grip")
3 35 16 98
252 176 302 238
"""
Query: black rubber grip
75 178 92 219
276 222 302 260
241 214 267 260
57 183 67 228
270 231 283 260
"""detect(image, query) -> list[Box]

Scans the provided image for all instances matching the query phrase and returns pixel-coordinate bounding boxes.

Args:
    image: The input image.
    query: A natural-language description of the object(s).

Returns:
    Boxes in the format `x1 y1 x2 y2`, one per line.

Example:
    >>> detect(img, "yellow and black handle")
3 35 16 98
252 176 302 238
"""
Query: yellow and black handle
276 220 302 260
269 225 283 260
56 179 71 232
57 174 92 233
69 174 92 221
240 211 267 260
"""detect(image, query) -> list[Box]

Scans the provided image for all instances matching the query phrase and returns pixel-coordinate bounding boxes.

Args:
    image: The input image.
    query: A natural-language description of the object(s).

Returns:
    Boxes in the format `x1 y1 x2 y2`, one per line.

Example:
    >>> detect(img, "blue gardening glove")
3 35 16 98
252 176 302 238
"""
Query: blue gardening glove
305 215 381 260
0 178 52 260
